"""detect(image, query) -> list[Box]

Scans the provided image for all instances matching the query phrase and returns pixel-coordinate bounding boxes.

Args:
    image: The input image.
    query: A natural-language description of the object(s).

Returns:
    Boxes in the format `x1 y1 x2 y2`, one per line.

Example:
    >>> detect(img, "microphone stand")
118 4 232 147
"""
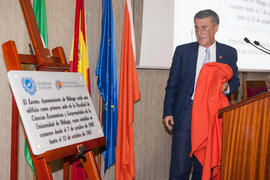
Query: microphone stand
244 37 270 55
253 40 270 52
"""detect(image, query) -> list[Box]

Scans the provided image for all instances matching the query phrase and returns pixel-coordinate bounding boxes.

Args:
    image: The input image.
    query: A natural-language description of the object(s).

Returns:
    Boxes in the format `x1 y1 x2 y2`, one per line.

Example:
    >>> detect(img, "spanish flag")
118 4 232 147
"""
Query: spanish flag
115 0 141 179
69 0 90 179
70 0 91 95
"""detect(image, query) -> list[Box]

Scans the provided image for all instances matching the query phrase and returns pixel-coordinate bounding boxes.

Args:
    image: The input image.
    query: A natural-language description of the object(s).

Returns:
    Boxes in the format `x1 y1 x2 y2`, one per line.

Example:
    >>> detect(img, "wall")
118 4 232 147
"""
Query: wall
0 0 268 179
0 0 172 179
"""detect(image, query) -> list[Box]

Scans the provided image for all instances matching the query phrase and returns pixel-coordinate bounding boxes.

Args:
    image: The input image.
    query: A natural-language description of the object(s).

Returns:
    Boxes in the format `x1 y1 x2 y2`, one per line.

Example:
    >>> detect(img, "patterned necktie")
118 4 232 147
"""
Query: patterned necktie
203 48 210 65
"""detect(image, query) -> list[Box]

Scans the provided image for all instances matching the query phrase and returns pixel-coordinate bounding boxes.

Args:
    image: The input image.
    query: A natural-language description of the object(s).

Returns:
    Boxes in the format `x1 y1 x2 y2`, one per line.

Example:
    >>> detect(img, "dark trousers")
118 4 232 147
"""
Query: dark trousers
169 100 202 180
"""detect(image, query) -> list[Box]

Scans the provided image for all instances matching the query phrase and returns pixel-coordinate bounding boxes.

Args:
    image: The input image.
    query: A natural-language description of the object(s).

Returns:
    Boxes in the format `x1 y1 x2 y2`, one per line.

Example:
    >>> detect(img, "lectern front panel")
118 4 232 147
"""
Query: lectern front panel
221 93 270 180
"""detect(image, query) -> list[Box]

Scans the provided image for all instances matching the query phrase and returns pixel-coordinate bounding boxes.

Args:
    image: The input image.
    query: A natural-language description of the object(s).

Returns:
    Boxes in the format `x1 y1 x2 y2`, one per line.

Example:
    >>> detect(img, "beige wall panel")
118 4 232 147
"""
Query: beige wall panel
133 0 143 65
0 0 31 179
134 69 171 180
46 0 75 54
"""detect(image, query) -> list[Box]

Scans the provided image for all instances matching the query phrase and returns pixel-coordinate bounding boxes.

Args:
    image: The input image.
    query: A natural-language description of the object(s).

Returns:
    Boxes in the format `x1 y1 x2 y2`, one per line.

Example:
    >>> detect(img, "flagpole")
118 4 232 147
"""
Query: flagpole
98 96 103 172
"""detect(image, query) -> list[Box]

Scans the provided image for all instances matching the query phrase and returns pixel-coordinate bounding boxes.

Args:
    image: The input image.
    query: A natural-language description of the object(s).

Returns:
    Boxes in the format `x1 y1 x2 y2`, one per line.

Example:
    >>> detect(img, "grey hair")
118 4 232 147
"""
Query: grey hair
194 9 219 26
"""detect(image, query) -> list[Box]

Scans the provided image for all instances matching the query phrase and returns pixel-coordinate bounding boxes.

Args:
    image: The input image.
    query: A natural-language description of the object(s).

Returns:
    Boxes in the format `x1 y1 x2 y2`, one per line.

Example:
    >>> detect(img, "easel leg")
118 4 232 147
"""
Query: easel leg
25 139 53 180
34 158 53 180
80 151 101 180
10 97 19 180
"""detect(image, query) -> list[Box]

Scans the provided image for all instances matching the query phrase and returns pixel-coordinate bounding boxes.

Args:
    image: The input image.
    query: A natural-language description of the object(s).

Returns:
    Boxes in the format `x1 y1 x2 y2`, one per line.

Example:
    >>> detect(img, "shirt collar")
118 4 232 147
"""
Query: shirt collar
199 41 216 51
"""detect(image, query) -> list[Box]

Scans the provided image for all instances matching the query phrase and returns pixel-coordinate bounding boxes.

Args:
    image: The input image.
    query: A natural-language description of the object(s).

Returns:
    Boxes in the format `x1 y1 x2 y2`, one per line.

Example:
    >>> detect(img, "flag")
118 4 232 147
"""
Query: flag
33 0 48 48
24 140 36 176
24 0 49 175
69 0 91 179
69 0 91 95
96 0 118 172
115 0 141 179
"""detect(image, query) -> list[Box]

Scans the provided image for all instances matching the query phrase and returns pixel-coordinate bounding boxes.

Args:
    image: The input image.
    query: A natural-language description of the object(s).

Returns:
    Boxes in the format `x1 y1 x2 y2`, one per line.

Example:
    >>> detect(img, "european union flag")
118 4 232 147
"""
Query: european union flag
96 0 117 172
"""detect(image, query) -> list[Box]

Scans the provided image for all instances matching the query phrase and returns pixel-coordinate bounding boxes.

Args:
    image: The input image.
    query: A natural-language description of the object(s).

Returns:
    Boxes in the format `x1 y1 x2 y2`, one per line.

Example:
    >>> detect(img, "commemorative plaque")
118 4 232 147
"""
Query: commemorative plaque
7 71 104 155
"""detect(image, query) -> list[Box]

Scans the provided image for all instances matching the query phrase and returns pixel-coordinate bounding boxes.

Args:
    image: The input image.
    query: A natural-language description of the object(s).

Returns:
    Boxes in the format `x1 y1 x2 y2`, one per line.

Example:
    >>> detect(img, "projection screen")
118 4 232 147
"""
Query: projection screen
139 0 270 71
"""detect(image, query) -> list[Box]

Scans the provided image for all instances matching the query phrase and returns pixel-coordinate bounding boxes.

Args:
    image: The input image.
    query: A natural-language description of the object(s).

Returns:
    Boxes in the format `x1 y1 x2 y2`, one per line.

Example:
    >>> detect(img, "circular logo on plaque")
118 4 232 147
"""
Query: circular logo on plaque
22 77 37 95
56 80 62 89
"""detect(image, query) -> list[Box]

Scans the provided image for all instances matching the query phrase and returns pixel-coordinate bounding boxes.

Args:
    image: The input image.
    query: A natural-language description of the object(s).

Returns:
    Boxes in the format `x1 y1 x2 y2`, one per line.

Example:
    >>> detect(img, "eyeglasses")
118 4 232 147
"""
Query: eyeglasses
194 26 211 33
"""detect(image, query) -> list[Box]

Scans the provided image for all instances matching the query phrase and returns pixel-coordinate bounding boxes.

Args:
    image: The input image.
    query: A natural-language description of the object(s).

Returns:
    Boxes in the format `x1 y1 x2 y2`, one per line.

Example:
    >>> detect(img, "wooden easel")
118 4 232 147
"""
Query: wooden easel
2 0 105 179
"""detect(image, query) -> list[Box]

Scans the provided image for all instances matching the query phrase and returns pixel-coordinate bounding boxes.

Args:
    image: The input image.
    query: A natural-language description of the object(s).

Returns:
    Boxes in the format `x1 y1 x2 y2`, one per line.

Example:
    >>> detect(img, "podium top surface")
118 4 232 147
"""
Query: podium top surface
219 91 270 114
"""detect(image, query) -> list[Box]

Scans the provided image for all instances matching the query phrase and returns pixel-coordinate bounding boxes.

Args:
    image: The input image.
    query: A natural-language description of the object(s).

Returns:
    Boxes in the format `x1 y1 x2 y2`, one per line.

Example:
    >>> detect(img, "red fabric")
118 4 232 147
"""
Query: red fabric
115 1 141 179
71 161 87 180
247 87 266 98
190 62 232 180
70 0 91 179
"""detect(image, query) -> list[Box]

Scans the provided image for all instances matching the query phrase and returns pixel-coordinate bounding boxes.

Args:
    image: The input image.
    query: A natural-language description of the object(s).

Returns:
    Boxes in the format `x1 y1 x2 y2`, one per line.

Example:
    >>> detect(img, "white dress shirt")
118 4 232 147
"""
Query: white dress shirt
191 42 229 99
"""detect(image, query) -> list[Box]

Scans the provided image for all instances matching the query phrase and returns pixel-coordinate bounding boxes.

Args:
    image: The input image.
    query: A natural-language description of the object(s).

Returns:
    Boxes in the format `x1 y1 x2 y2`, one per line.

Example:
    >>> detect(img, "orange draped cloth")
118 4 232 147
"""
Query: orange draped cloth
190 62 232 180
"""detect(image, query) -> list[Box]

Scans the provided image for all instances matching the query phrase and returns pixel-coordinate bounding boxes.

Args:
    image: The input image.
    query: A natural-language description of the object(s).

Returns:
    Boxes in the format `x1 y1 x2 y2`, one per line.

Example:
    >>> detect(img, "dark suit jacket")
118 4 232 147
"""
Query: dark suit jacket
163 41 240 121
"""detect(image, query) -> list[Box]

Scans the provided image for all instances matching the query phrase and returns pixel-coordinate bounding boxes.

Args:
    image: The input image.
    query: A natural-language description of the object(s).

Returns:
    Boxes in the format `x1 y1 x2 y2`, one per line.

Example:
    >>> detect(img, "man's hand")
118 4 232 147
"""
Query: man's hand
163 116 174 132
222 82 228 92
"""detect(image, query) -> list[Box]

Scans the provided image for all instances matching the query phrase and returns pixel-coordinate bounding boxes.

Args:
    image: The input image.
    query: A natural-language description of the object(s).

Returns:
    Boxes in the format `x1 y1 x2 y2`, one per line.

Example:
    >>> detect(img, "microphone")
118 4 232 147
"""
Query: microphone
244 37 251 43
244 37 270 55
253 40 270 52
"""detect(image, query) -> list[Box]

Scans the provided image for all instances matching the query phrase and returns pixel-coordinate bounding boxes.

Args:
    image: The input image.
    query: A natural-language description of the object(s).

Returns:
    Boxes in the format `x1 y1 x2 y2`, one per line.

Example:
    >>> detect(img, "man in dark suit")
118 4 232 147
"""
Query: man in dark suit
163 9 240 180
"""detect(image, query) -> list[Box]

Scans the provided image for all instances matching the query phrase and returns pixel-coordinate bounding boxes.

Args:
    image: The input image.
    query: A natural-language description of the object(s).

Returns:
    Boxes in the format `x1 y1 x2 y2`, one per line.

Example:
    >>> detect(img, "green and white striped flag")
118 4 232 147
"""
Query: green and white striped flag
33 0 48 48
24 0 48 176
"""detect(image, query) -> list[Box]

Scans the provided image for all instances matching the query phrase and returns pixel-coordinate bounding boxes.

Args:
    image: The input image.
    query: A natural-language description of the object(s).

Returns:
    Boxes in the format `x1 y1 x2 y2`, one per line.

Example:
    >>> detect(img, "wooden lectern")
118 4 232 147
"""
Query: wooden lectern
2 0 105 179
219 91 270 180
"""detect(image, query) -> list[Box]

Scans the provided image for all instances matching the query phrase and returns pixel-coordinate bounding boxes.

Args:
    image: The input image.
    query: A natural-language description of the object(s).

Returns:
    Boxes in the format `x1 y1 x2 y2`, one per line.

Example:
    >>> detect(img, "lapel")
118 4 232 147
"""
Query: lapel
191 42 199 66
216 41 224 63
190 42 199 87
